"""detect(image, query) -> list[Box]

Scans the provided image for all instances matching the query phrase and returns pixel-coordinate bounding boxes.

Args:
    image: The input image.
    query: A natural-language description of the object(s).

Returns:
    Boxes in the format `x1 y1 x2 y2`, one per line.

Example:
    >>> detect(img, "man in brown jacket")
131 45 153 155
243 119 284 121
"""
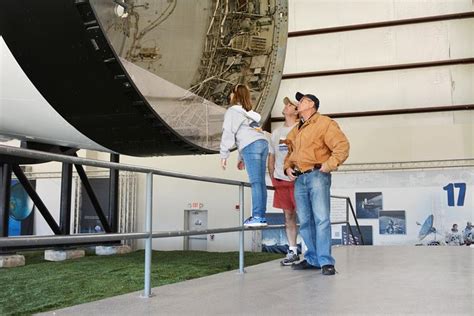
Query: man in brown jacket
284 92 349 275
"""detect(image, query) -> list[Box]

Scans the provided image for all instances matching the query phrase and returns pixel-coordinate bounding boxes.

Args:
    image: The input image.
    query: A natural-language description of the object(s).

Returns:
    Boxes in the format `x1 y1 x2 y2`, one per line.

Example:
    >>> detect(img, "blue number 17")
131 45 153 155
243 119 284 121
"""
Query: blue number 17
443 183 466 207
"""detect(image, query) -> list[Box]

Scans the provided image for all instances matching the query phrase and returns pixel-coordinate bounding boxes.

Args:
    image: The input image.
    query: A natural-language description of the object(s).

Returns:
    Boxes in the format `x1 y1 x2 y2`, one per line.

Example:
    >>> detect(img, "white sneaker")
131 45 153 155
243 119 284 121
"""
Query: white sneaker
243 216 268 227
280 251 300 266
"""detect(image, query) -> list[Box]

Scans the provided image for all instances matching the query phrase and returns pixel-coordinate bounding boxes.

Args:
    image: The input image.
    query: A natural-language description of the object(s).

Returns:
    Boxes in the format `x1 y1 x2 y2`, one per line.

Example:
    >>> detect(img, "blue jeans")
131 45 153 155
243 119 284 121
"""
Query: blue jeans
294 170 334 267
241 139 268 218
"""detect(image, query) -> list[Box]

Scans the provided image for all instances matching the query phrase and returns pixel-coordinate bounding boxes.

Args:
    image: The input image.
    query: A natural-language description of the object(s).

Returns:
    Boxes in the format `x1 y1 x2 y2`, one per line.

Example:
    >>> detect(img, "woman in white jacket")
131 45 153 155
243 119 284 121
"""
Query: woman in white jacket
220 84 269 227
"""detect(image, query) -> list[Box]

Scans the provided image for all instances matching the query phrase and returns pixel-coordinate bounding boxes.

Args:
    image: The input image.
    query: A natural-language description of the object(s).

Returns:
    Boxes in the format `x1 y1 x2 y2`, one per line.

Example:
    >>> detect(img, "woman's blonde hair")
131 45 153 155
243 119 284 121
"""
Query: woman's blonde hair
230 84 253 111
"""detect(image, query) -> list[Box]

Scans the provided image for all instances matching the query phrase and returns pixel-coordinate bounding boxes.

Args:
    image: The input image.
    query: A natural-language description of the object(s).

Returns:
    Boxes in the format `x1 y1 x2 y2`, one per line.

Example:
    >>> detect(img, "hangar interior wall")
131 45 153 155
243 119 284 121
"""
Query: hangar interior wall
4 0 473 250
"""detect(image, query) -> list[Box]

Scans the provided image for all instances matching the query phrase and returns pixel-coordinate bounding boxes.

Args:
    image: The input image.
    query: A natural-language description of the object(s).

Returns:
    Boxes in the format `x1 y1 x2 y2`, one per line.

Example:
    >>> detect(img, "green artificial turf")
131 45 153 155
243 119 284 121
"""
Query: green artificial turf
0 250 280 316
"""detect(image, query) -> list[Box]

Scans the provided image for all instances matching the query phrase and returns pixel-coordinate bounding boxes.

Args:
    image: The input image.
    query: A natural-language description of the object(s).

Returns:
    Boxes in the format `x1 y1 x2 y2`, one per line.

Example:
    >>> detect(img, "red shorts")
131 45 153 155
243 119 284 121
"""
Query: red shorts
271 177 296 212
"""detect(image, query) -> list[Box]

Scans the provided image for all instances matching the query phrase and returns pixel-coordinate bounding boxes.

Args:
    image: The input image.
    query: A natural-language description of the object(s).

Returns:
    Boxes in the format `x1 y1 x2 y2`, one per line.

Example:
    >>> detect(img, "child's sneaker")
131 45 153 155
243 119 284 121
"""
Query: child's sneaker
280 250 300 266
243 216 268 227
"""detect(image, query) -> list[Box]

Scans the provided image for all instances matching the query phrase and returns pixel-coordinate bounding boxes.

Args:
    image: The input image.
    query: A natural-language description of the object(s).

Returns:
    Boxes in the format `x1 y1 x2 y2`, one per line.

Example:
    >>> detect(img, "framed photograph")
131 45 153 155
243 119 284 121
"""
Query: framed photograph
261 213 288 253
261 213 302 254
379 210 406 235
356 192 382 219
79 178 111 233
342 225 373 245
7 179 35 236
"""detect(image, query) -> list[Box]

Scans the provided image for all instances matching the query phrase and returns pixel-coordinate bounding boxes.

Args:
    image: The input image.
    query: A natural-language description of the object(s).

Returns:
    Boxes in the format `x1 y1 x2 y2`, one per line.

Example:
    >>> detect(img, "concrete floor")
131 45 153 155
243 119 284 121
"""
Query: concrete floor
38 246 473 315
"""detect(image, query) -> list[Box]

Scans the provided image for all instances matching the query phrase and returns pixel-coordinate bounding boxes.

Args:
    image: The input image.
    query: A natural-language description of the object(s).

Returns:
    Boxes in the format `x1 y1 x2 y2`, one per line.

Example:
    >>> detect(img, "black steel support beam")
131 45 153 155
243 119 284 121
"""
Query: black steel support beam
288 12 474 37
271 104 474 121
109 154 119 232
11 165 61 235
282 58 474 80
0 164 12 237
59 163 73 235
73 163 112 233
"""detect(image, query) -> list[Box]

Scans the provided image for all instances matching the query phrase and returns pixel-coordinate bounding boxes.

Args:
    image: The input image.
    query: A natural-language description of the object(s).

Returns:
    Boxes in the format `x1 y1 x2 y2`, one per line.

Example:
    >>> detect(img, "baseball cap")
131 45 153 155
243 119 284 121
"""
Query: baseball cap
283 96 297 106
295 92 320 108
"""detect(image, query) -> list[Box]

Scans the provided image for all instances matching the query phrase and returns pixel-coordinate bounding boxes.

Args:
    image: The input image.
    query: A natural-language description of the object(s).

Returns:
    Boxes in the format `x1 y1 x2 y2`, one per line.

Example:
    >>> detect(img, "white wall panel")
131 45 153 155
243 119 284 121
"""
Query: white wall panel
34 179 60 236
343 112 473 163
284 19 474 73
448 19 474 57
274 65 473 115
451 65 474 104
33 178 75 236
288 0 473 32
272 111 473 163
124 152 256 252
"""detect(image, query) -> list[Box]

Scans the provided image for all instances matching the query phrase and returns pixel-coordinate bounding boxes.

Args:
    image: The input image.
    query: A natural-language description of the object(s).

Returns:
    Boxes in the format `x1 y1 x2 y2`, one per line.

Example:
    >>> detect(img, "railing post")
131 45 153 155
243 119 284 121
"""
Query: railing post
239 184 245 274
347 198 365 245
0 164 12 238
143 172 153 297
346 198 350 245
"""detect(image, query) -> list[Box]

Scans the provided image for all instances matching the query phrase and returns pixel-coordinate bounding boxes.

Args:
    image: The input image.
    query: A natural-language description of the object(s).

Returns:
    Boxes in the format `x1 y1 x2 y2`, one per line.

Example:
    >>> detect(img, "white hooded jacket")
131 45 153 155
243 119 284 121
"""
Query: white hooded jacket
219 105 267 159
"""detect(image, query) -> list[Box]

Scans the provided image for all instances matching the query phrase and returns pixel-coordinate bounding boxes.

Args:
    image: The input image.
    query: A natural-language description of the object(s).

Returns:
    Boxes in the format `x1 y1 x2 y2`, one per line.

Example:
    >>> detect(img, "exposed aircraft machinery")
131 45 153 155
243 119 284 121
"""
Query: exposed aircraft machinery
0 0 288 156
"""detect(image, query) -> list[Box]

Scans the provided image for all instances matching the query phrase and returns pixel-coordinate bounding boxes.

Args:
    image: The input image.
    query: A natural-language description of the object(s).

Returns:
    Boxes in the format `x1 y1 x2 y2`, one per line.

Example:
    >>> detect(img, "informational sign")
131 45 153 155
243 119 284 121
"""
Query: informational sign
330 197 347 222
188 202 204 210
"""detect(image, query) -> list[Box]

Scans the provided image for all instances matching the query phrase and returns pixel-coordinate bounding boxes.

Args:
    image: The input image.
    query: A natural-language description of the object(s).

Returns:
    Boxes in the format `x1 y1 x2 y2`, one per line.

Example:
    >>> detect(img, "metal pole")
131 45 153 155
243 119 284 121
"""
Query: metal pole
0 164 12 238
239 184 245 274
143 173 153 297
59 163 73 235
346 199 350 245
109 154 120 232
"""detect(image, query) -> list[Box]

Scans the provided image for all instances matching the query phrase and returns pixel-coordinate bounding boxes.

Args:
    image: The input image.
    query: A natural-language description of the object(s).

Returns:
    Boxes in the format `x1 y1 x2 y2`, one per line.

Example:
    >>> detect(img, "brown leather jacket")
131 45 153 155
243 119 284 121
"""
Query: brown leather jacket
283 112 350 173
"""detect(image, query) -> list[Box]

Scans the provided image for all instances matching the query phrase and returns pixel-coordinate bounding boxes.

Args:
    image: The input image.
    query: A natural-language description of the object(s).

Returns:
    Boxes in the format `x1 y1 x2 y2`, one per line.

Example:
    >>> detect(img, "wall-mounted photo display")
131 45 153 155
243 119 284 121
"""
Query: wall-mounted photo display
379 210 406 235
342 225 373 245
261 213 302 254
333 168 472 245
79 178 111 234
6 179 36 236
355 192 382 219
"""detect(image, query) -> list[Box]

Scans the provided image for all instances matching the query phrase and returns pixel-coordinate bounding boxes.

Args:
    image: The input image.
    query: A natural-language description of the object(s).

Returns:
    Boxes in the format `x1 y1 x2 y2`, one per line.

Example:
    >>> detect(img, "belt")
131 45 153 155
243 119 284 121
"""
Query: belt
294 164 322 176
302 164 322 173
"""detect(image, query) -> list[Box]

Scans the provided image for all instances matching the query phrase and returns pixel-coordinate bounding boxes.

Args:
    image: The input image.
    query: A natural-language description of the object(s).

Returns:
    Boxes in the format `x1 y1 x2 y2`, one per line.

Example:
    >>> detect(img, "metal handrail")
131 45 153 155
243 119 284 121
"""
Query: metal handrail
0 225 292 247
0 145 249 187
0 144 360 297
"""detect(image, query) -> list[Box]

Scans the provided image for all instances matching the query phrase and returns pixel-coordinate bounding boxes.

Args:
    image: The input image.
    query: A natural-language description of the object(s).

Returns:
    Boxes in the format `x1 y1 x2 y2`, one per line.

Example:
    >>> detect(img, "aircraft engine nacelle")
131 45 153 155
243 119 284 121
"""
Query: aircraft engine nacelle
0 0 288 156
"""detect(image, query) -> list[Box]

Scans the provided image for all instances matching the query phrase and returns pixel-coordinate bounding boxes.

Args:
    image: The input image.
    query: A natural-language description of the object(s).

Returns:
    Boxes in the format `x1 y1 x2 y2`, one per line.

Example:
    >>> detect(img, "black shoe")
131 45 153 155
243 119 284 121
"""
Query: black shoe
322 265 336 275
291 260 320 270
